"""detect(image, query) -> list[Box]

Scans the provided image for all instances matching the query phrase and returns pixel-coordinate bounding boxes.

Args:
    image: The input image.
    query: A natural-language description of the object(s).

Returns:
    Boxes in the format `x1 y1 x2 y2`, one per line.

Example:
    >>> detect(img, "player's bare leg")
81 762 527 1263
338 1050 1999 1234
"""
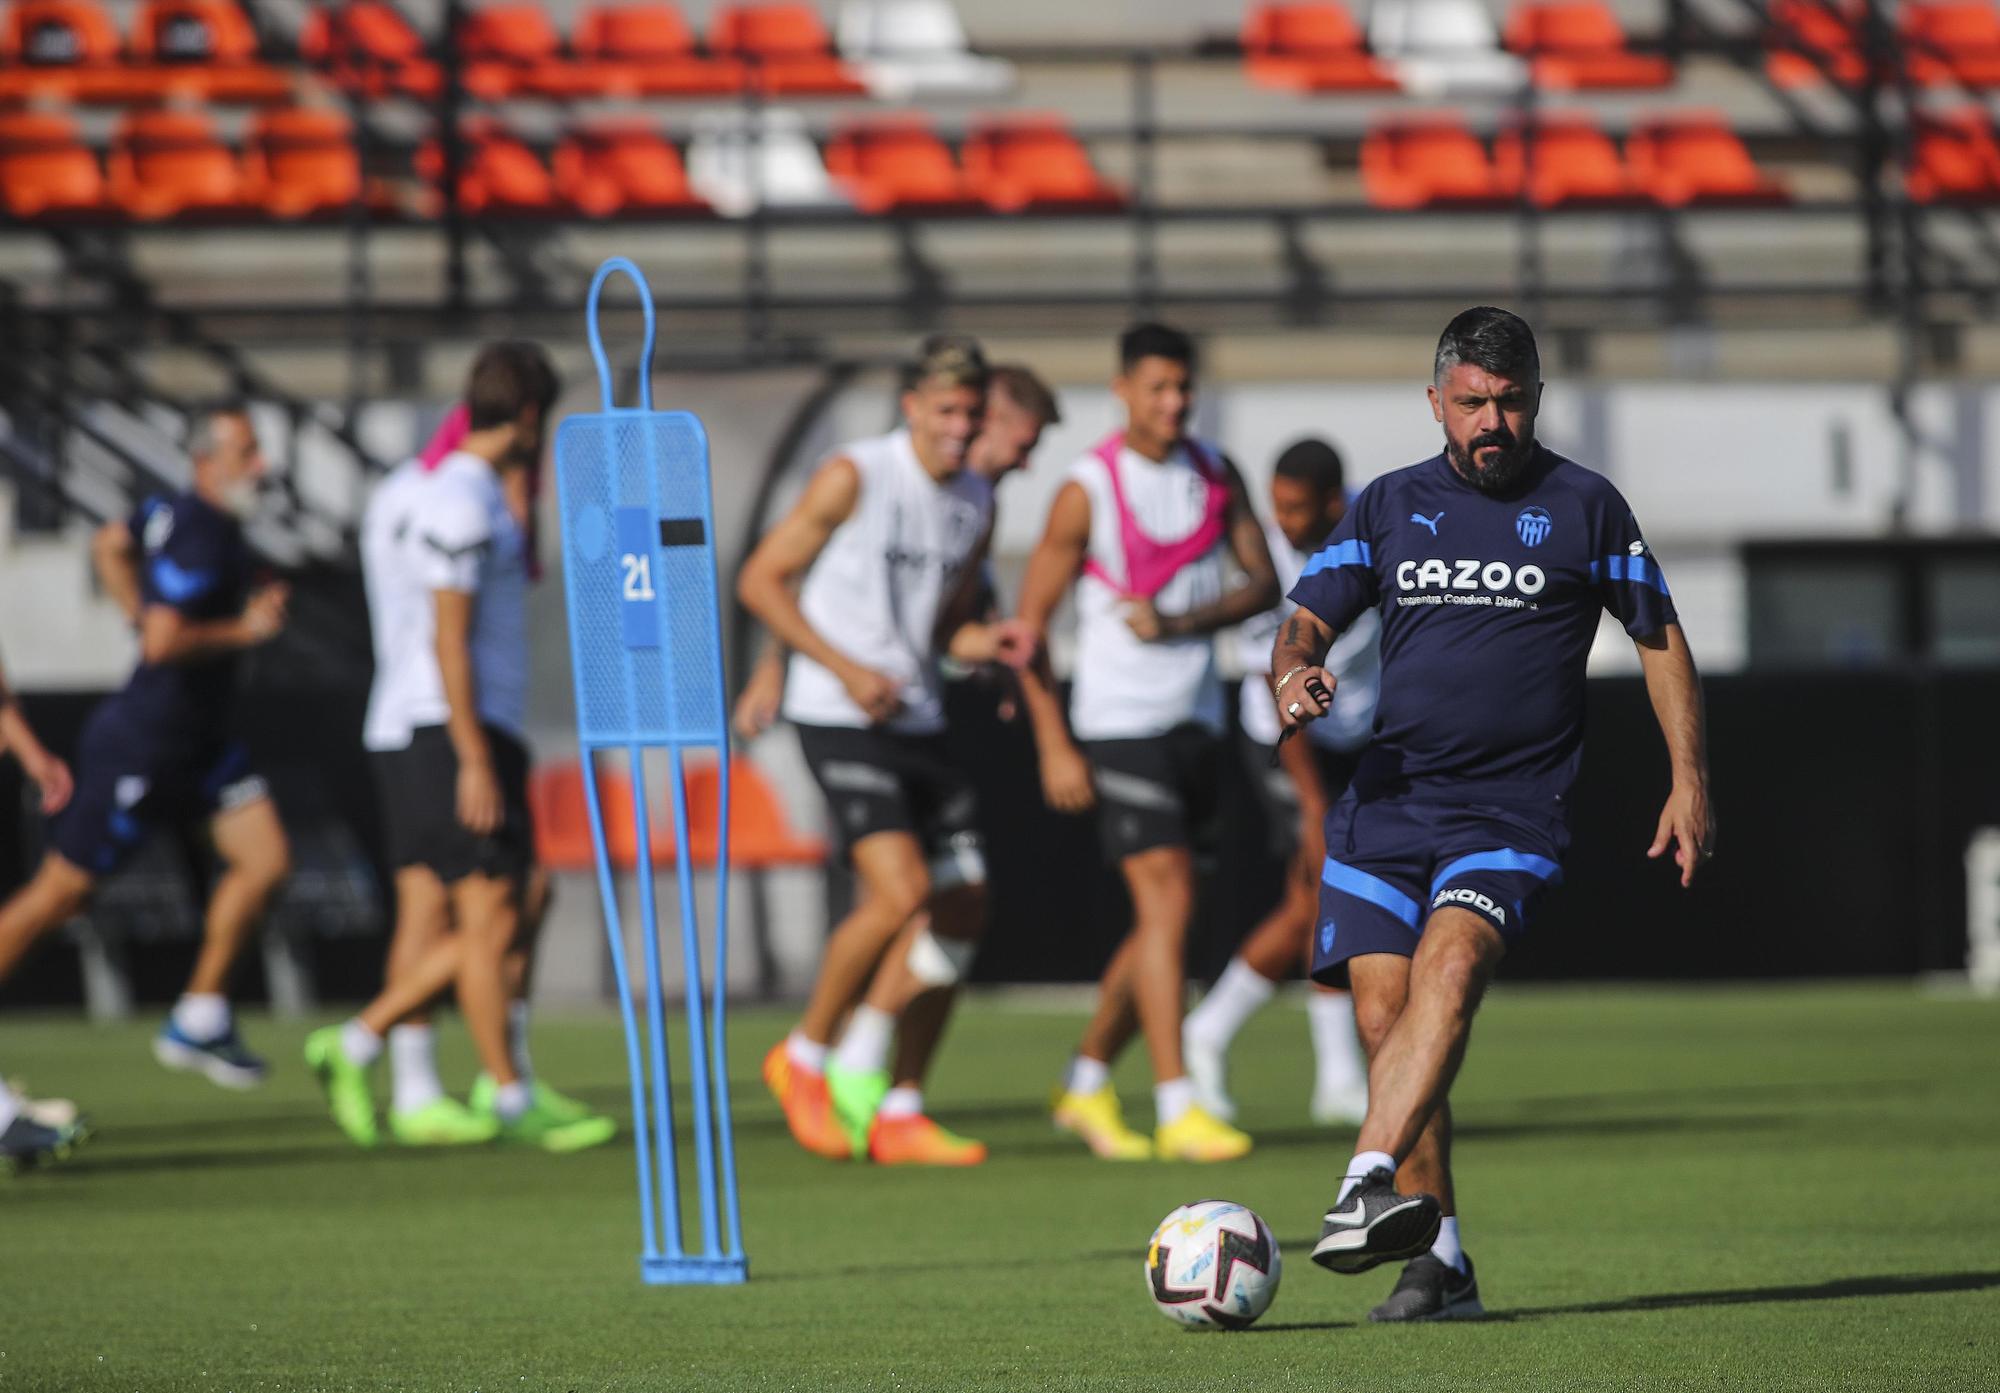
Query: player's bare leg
152 798 290 1088
377 868 493 1145
774 830 929 1159
0 854 92 983
450 872 522 1092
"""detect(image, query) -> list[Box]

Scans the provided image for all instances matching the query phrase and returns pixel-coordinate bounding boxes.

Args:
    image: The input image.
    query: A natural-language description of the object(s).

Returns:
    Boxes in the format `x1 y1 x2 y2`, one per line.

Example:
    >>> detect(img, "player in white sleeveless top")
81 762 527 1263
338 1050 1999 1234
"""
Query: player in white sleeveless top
1013 323 1280 1163
739 336 1026 1163
1184 439 1380 1128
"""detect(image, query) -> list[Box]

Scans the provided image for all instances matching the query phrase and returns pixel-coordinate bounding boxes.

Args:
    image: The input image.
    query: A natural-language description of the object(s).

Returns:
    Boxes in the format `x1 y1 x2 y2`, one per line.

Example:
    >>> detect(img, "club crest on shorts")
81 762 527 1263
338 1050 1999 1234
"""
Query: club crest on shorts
1515 506 1553 548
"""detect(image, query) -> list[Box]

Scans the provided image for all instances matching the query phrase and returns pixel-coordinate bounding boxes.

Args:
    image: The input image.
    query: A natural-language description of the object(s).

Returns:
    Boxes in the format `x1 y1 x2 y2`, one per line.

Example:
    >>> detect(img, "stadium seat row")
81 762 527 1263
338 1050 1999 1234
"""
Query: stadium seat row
1767 0 2000 89
1364 108 2000 209
0 0 1004 106
0 105 1122 220
530 758 826 872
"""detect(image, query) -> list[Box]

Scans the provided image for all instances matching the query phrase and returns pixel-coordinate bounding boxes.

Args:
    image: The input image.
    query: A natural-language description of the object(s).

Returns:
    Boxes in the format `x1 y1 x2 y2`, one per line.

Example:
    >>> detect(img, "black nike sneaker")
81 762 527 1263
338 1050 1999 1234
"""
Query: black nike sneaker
1309 1166 1443 1274
1368 1253 1484 1322
0 1115 80 1176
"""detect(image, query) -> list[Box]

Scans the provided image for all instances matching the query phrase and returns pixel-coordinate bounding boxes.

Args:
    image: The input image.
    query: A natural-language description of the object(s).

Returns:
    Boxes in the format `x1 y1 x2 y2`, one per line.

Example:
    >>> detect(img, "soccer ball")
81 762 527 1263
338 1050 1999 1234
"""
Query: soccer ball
1144 1200 1281 1330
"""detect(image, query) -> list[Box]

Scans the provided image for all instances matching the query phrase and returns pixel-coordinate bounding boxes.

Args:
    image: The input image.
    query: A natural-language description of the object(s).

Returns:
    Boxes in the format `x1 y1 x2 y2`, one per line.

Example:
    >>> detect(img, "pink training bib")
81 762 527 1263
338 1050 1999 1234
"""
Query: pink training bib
1080 432 1230 600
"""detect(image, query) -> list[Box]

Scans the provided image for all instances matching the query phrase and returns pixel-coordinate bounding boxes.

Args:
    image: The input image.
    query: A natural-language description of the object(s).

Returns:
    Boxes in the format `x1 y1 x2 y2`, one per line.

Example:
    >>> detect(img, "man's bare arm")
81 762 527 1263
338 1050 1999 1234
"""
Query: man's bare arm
1271 607 1339 731
1009 482 1094 809
1635 623 1715 888
1143 465 1281 639
138 586 287 666
92 521 144 624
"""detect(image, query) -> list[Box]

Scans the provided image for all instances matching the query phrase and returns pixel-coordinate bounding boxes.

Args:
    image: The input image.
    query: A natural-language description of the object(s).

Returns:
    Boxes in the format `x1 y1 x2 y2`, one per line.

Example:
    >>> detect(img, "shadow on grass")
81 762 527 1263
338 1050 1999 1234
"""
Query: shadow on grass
1502 1077 1932 1116
1252 1270 2000 1332
39 1135 633 1177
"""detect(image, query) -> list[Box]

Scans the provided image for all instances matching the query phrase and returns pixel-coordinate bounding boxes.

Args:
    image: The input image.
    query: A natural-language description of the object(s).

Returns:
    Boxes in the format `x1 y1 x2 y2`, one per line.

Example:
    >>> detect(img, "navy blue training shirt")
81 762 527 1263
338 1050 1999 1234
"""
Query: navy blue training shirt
1288 444 1675 809
105 491 254 745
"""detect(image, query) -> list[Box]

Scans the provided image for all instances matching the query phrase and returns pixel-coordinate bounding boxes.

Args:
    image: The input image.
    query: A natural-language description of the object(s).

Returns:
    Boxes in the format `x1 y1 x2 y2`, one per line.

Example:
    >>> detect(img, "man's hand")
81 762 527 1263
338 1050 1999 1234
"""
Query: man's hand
1275 664 1335 731
240 583 290 644
23 749 73 815
991 618 1039 671
839 663 904 725
1039 742 1096 813
732 660 785 741
1123 598 1165 642
456 756 503 835
1647 780 1715 888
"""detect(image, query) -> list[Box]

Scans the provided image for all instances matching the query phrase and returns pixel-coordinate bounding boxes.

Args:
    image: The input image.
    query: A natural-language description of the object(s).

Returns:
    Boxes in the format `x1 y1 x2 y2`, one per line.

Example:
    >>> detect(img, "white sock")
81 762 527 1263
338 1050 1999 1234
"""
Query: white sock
1337 1149 1396 1205
785 1029 827 1075
830 1006 894 1077
1183 957 1276 1048
1064 1055 1110 1096
1308 990 1366 1092
388 1025 444 1116
172 992 231 1043
1430 1216 1467 1274
508 1001 534 1084
494 1080 532 1122
0 1082 17 1132
878 1086 923 1119
340 1019 382 1068
1154 1076 1196 1126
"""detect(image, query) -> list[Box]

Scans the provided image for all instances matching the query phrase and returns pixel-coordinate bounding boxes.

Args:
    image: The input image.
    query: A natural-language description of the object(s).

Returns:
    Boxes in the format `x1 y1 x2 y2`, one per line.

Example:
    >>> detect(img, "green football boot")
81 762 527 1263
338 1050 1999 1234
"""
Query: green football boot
826 1064 890 1157
303 1026 379 1149
390 1096 500 1147
470 1073 595 1125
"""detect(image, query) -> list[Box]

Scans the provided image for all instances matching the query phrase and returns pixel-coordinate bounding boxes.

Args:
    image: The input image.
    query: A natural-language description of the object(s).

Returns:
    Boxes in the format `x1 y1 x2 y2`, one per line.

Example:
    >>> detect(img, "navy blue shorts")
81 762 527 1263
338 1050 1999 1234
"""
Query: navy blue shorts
50 707 267 876
1310 797 1569 983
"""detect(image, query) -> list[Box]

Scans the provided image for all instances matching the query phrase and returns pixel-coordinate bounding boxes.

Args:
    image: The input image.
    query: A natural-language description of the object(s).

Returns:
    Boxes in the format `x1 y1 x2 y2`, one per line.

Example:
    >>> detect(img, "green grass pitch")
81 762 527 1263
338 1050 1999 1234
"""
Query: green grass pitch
4 983 1996 1391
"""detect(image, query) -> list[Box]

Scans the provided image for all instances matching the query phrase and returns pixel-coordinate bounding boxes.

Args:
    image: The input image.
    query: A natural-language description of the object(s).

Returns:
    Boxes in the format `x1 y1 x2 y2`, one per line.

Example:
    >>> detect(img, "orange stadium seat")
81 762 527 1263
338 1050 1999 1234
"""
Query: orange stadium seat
1901 2 2000 88
417 119 558 214
108 106 246 219
1240 3 1397 93
1503 1 1672 90
681 758 826 869
0 0 147 103
1765 0 1868 88
1907 108 2000 201
1494 111 1646 207
1360 113 1508 209
0 110 107 217
1626 112 1789 206
130 0 292 101
962 114 1122 212
241 105 375 219
298 1 441 98
457 3 564 98
531 761 675 872
709 3 868 95
825 113 979 213
554 120 706 215
572 4 745 95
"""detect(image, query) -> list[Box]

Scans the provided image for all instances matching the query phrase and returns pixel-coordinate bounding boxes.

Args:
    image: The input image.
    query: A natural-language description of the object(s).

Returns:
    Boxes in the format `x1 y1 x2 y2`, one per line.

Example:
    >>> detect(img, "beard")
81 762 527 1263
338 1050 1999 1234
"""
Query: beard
1445 427 1537 495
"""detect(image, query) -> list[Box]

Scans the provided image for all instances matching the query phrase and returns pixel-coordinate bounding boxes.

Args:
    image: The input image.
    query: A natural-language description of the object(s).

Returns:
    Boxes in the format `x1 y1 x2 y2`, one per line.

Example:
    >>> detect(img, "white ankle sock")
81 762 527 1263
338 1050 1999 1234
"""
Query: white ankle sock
1337 1150 1396 1205
1184 957 1276 1048
494 1080 532 1122
1430 1216 1466 1273
1154 1077 1196 1126
830 1006 894 1076
172 993 230 1043
1307 990 1366 1092
878 1087 923 1119
785 1030 827 1075
507 1001 534 1084
340 1019 382 1068
388 1024 444 1115
1064 1055 1110 1096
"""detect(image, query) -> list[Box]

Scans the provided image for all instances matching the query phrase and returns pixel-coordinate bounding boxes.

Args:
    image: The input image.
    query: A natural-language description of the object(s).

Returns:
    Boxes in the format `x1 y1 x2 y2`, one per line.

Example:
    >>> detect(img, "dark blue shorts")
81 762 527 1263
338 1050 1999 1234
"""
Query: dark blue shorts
1310 797 1570 983
49 706 267 876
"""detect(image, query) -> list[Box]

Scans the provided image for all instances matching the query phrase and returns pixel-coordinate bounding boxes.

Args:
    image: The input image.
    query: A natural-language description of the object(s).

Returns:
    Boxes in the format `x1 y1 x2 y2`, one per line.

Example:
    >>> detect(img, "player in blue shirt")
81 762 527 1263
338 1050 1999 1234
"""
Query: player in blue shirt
0 407 291 1090
1273 308 1715 1321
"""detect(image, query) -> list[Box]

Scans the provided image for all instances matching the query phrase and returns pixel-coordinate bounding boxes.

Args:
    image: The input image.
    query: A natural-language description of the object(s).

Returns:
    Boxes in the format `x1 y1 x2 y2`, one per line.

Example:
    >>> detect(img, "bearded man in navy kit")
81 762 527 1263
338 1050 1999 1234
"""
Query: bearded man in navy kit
1273 307 1716 1321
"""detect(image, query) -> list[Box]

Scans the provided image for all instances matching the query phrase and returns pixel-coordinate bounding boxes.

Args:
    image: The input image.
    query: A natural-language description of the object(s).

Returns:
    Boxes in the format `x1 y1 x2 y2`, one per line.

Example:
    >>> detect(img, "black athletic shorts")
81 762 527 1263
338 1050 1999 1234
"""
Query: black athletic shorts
1242 734 1362 859
795 722 982 870
1083 722 1224 863
371 723 532 884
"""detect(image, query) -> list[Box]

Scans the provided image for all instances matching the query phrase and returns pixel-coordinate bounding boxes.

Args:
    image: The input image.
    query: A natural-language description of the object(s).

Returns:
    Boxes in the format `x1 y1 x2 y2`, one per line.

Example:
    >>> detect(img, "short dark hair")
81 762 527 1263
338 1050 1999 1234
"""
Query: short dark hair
989 363 1061 425
903 333 989 393
1119 322 1195 374
187 402 254 461
1433 307 1539 388
466 341 559 431
1274 437 1345 495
